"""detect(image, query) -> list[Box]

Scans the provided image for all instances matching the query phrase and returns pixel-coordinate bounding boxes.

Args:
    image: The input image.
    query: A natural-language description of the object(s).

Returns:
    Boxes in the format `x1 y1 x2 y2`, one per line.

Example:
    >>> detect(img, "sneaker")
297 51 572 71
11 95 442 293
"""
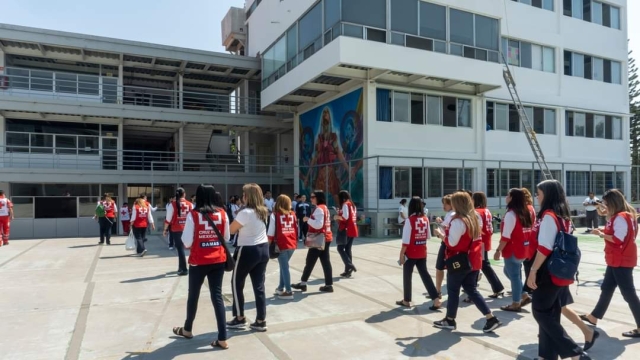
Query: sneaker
278 291 294 300
434 318 457 330
319 285 334 293
140 249 147 257
226 317 247 329
250 320 268 332
291 283 307 292
483 316 502 333
177 270 188 276
169 246 174 250
274 288 284 296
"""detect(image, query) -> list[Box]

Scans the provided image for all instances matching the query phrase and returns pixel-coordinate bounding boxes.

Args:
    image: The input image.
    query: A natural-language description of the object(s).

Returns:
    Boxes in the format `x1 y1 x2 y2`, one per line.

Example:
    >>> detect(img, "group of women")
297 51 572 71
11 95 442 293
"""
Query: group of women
399 180 640 360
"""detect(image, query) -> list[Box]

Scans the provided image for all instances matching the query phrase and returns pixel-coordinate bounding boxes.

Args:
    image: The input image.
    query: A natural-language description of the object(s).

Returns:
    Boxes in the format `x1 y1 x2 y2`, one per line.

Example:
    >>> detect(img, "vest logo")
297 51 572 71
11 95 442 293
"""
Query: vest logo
280 214 294 228
199 213 222 230
415 218 429 234
201 241 221 247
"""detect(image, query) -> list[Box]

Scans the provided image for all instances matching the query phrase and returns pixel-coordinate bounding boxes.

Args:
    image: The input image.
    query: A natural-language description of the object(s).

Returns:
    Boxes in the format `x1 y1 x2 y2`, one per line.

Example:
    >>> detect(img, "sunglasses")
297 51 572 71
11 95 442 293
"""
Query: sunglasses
310 195 316 198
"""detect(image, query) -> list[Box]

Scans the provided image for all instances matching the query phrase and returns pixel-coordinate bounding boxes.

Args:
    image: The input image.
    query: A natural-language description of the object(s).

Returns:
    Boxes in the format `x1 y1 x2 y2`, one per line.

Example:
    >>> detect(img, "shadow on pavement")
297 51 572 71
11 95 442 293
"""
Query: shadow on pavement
121 332 226 360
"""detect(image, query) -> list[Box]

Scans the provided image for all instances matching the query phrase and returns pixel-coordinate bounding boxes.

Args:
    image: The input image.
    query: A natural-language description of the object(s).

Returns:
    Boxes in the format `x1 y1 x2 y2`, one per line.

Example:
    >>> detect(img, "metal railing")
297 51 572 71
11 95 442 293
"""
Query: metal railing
0 67 270 116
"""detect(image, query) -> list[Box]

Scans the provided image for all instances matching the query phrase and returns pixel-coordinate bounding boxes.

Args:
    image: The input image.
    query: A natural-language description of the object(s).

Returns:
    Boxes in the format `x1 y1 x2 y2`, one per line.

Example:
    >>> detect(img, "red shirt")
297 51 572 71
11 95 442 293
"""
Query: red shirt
0 196 13 217
604 212 638 268
403 215 430 259
269 211 298 251
536 210 574 286
188 210 227 266
338 201 359 238
309 204 333 242
103 201 116 218
476 208 493 251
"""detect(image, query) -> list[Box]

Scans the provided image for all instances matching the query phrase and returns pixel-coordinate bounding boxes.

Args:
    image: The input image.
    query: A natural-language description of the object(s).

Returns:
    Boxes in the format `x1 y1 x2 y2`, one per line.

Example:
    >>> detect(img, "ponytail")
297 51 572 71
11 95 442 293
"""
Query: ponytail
176 187 185 200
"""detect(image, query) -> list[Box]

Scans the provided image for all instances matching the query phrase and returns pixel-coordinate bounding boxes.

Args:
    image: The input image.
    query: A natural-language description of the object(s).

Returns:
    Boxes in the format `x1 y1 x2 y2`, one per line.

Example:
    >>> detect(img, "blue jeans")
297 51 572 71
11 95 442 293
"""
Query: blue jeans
277 249 295 292
503 255 524 303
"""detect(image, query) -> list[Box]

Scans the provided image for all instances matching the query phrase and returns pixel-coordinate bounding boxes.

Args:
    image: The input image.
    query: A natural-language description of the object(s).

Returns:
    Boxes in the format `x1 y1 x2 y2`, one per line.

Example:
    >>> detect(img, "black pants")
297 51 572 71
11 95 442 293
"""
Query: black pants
403 257 439 301
446 269 491 319
481 250 505 294
171 231 187 272
522 256 534 294
585 210 599 229
99 217 114 244
301 241 333 285
337 236 355 271
592 266 640 327
168 230 175 247
299 219 308 240
184 263 227 341
435 242 447 271
231 243 269 320
532 272 583 359
133 227 147 254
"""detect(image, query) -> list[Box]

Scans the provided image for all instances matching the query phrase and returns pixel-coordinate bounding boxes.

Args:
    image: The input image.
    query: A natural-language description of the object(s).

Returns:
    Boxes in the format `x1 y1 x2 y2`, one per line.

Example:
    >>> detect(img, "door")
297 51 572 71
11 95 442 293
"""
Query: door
102 138 118 170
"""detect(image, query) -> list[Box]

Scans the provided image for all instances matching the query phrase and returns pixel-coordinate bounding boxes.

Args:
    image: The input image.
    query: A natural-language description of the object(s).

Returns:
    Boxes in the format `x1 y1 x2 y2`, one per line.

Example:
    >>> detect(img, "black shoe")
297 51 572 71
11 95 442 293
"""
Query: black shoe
226 317 247 329
579 353 592 360
291 283 307 292
340 271 352 278
583 330 600 351
177 270 189 276
434 318 457 330
350 265 357 273
106 242 111 245
250 320 268 332
483 316 502 333
98 241 104 245
319 285 334 293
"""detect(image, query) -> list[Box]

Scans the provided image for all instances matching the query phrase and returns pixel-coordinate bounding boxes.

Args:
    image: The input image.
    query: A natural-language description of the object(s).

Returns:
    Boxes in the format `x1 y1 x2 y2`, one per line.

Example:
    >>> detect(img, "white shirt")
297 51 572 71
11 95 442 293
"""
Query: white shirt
130 206 155 224
307 207 325 230
447 218 467 247
501 211 517 239
292 201 298 210
341 203 353 219
612 216 628 243
538 214 574 252
182 211 230 248
165 202 175 223
402 216 432 244
119 206 131 221
583 197 600 212
264 198 275 212
234 208 268 246
398 205 408 223
442 211 456 228
423 207 429 217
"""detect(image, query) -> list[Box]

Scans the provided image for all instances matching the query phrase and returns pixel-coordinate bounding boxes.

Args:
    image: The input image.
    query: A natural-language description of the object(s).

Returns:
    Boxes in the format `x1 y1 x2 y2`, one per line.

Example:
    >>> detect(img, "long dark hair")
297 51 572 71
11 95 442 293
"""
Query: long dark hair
195 185 222 214
507 188 533 228
408 196 424 216
313 190 327 205
176 187 185 199
472 192 487 208
338 190 352 207
537 180 571 221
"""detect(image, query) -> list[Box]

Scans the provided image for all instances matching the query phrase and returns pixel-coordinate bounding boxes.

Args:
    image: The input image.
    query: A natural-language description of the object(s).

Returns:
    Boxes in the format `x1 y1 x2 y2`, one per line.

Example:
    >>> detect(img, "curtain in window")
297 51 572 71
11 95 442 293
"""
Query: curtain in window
377 89 391 122
379 166 393 199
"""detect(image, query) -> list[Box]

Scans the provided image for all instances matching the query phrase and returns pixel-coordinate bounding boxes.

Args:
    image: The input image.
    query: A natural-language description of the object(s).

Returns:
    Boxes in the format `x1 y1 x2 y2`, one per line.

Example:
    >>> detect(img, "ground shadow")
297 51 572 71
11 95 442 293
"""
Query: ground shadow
365 308 407 324
470 310 524 331
583 329 639 359
395 332 462 357
68 244 99 249
121 331 227 360
120 273 175 283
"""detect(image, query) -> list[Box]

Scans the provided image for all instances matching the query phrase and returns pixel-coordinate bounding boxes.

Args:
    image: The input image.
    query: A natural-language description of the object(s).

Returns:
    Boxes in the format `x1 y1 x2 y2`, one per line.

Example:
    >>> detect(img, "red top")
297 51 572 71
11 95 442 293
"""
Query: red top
500 210 529 260
338 201 359 238
308 204 333 242
167 199 194 232
536 210 574 286
103 201 116 218
604 212 638 268
0 196 13 217
132 205 150 228
403 215 430 259
476 208 493 251
187 210 227 266
269 211 299 251
445 216 482 270
524 205 537 259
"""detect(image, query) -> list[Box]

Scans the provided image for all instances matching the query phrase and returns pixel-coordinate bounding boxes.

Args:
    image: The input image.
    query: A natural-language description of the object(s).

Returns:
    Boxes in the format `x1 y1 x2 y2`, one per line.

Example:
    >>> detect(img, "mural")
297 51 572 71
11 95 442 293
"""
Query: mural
299 88 364 207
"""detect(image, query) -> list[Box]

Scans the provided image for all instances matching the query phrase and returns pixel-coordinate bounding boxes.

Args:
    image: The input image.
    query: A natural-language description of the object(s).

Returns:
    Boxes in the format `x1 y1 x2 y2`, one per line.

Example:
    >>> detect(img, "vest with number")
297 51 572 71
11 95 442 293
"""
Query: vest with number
0 197 11 217
188 210 227 266
500 210 529 260
133 205 150 228
476 208 493 251
274 211 298 251
445 216 482 270
405 215 430 259
338 201 359 238
170 199 194 232
604 212 638 268
308 204 333 242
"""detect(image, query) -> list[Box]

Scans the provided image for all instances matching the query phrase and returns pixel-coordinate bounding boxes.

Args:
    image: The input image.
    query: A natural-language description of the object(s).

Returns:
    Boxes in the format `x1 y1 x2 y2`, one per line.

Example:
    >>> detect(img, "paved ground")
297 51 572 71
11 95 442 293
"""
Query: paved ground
1 230 640 360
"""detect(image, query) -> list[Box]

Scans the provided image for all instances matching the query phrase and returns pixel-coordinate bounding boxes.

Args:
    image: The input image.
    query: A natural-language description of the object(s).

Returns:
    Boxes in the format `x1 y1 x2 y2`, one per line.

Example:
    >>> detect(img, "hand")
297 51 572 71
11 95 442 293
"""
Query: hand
435 217 443 224
333 215 341 221
591 229 602 236
399 256 406 265
527 271 538 290
303 217 309 222
493 251 501 261
163 230 168 237
151 224 156 231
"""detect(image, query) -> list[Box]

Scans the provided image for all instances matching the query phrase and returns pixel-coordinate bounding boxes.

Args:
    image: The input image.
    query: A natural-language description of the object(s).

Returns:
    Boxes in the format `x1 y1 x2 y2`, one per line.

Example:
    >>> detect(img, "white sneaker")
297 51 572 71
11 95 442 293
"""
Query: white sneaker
140 249 147 257
274 288 285 296
169 247 174 250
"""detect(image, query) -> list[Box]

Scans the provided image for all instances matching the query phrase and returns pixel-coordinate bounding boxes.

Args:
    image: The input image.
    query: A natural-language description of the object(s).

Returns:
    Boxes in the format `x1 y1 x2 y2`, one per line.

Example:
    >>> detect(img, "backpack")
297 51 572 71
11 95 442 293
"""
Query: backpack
547 214 581 282
95 202 105 217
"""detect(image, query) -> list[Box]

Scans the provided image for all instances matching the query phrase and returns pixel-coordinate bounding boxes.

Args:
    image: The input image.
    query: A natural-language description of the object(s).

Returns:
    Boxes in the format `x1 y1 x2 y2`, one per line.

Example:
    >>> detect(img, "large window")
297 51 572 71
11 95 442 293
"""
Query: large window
566 171 626 196
487 102 556 134
342 0 386 29
427 168 473 198
420 2 446 41
512 0 554 11
379 167 472 199
502 38 555 73
565 111 623 140
391 0 418 35
564 50 622 84
449 9 500 63
486 169 561 197
563 0 621 29
324 0 341 30
286 25 298 71
377 89 471 128
298 3 323 61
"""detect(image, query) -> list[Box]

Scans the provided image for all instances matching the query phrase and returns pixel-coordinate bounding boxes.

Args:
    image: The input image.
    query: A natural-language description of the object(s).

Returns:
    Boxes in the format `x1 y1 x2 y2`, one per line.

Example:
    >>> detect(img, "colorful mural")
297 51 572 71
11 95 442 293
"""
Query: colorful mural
299 88 364 207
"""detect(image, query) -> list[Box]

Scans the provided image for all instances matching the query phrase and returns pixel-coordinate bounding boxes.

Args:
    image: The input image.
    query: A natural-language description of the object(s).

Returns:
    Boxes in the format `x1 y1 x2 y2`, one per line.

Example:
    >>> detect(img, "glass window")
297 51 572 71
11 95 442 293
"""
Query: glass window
393 92 410 122
56 135 77 154
524 107 534 130
286 25 297 62
593 57 604 81
457 99 471 127
496 103 509 130
56 73 78 94
273 37 286 75
574 112 586 136
450 44 463 56
411 93 424 125
391 0 418 35
443 169 459 195
79 197 100 217
11 197 33 218
263 47 274 80
342 0 386 29
406 35 432 50
35 197 77 219
419 2 446 40
78 136 99 155
475 15 499 51
543 0 554 10
610 6 620 29
564 50 572 75
411 168 424 198
521 42 532 68
8 68 29 89
572 0 583 19
31 134 53 153
78 75 99 96
563 0 572 16
6 132 30 152
544 109 556 134
442 97 457 127
391 32 405 46
366 28 386 43
592 1 603 25
543 47 555 73
428 168 443 198
298 3 322 51
534 107 545 133
572 53 584 77
427 96 442 125
449 9 474 46
532 44 543 71
509 105 520 132
394 168 410 198
324 0 340 30
611 61 622 84
343 24 363 38
594 115 606 138
379 167 393 199
376 89 391 122
602 3 611 27
613 117 622 139
508 40 520 66
434 41 447 53
31 70 53 92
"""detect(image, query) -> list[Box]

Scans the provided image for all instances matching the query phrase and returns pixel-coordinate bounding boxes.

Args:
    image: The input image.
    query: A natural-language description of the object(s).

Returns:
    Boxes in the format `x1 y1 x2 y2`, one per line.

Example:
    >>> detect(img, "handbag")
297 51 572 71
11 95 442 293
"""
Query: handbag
125 230 136 251
269 215 281 259
305 232 325 250
445 228 473 273
202 211 235 272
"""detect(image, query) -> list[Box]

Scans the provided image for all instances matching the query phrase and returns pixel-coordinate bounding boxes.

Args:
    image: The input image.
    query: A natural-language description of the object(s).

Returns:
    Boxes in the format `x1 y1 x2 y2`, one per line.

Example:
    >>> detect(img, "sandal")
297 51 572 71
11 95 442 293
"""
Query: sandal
211 340 229 350
579 314 597 326
395 300 411 308
520 297 532 307
488 292 504 299
622 329 640 338
172 327 193 339
500 304 522 312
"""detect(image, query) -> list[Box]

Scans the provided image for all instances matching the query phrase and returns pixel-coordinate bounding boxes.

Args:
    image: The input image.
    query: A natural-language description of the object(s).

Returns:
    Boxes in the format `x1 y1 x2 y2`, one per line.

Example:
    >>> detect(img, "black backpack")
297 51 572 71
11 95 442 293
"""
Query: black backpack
226 204 234 223
547 215 581 282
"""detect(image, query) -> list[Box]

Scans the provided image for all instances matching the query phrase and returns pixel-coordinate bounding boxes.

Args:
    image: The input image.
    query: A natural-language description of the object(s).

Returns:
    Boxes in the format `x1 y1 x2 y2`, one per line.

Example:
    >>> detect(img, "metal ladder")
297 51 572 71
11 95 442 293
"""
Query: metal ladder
501 62 554 181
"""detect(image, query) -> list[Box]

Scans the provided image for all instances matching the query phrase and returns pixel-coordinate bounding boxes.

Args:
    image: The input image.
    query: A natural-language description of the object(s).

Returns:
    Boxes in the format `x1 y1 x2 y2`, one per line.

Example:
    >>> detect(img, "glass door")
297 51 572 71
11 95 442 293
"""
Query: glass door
102 138 118 170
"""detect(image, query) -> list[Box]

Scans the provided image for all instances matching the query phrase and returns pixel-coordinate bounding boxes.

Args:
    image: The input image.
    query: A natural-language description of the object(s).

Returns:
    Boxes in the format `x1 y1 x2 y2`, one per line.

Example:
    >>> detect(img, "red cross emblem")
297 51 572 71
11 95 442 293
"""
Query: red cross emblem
180 203 190 217
415 218 428 234
0 202 4 210
280 215 294 228
121 209 127 216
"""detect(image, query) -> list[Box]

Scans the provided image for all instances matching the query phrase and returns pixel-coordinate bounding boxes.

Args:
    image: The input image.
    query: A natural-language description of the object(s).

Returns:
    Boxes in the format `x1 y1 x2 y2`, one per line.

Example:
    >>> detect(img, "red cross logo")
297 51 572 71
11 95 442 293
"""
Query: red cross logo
179 203 190 217
280 215 294 229
121 209 127 216
416 218 428 234
0 202 4 210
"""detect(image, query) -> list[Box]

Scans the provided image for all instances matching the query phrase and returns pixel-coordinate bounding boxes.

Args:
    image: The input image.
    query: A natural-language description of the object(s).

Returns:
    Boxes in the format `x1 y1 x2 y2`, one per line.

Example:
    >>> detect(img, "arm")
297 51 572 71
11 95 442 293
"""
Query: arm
163 203 174 235
446 219 466 247
334 204 349 222
230 209 246 235
148 210 155 230
527 215 558 290
223 213 230 242
130 207 137 223
594 217 627 243
182 213 194 248
399 221 411 264
267 213 276 242
9 201 14 220
306 207 325 229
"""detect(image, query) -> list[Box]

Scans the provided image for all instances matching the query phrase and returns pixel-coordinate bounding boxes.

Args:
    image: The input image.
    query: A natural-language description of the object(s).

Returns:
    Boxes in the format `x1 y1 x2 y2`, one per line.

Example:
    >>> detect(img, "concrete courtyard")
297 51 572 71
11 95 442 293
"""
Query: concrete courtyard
1 231 639 360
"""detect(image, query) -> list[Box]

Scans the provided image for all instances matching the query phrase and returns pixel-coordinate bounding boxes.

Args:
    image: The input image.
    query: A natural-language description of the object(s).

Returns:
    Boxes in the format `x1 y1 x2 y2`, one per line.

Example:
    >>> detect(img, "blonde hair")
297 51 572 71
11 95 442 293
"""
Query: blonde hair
135 198 147 208
450 191 481 239
521 188 533 206
442 194 452 206
243 183 269 222
602 189 638 220
275 194 293 215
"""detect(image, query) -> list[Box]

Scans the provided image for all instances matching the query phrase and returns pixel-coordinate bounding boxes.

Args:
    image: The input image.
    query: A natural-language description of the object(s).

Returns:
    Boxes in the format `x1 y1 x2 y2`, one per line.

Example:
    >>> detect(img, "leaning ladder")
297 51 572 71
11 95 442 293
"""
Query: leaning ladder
501 61 554 181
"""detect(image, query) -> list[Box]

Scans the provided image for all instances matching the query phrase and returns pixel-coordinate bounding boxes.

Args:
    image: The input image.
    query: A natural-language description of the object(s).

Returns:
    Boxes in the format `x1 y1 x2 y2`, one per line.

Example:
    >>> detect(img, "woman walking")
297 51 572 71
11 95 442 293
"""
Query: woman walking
172 185 230 350
433 195 455 301
226 183 270 332
493 188 533 312
131 198 155 257
434 191 501 333
292 190 334 293
268 195 298 300
526 180 590 360
396 197 441 309
96 194 117 245
164 188 194 276
334 190 359 278
581 189 640 338
472 192 505 298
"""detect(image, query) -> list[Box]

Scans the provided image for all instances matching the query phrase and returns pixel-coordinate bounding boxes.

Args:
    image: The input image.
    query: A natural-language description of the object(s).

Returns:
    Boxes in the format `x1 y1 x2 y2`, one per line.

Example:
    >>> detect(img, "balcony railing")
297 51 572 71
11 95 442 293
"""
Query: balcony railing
0 67 270 115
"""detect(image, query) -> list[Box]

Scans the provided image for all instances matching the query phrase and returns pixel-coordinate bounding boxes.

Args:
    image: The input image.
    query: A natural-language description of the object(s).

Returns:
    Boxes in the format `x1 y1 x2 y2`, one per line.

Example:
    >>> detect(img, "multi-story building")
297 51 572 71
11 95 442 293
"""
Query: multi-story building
0 0 630 238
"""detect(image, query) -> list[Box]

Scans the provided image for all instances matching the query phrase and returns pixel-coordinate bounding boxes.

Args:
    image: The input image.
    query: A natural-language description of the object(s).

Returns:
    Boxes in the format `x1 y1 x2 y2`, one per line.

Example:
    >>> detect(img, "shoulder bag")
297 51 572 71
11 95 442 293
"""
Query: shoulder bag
445 221 473 273
201 211 235 272
269 214 281 259
305 208 326 250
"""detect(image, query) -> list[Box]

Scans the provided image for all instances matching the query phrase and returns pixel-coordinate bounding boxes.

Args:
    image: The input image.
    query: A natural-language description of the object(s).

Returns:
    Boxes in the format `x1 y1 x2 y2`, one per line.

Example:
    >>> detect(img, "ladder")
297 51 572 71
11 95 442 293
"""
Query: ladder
501 61 554 181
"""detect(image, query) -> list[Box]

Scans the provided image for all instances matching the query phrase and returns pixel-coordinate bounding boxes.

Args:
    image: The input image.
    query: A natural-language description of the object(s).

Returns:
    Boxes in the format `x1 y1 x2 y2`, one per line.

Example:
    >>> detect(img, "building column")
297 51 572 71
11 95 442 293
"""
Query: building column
117 63 123 104
173 81 178 108
243 131 250 173
293 114 300 193
276 133 281 170
178 126 184 171
117 120 123 171
118 183 125 234
178 73 184 109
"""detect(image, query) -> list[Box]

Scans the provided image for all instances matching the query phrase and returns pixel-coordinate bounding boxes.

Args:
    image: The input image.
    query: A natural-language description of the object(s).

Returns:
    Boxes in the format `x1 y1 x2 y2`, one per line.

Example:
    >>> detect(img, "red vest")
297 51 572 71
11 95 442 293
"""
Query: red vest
132 205 150 228
405 215 430 259
604 212 638 268
500 210 529 260
309 204 333 242
188 210 227 266
338 201 359 238
538 211 574 286
476 208 493 251
524 205 537 259
273 212 299 251
170 199 193 232
103 201 116 218
445 217 482 270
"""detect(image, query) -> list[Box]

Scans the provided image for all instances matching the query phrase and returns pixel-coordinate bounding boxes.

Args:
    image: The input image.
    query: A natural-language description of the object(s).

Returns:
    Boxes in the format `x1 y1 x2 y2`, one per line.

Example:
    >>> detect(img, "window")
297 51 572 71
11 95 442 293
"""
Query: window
574 112 586 136
613 117 622 139
592 1 603 24
565 50 620 84
298 3 322 55
566 111 622 140
450 9 474 46
610 6 620 29
31 71 53 92
394 167 411 198
513 0 554 11
509 105 520 132
419 2 446 40
564 0 621 29
544 109 556 134
427 168 443 198
572 53 584 77
427 96 441 125
566 171 626 196
488 102 555 134
286 25 298 70
412 168 424 198
379 167 393 199
475 15 499 51
366 28 386 43
393 92 410 122
342 0 386 29
35 197 77 219
448 9 499 62
611 61 622 84
343 24 363 38
457 99 471 127
487 169 561 197
593 57 604 81
376 89 391 122
426 168 472 198
572 0 583 19
443 97 457 127
324 0 340 30
6 132 29 152
379 90 469 128
543 47 555 72
566 171 590 196
411 93 424 125
594 115 606 138
496 103 509 130
273 37 286 77
30 134 53 153
391 0 418 35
